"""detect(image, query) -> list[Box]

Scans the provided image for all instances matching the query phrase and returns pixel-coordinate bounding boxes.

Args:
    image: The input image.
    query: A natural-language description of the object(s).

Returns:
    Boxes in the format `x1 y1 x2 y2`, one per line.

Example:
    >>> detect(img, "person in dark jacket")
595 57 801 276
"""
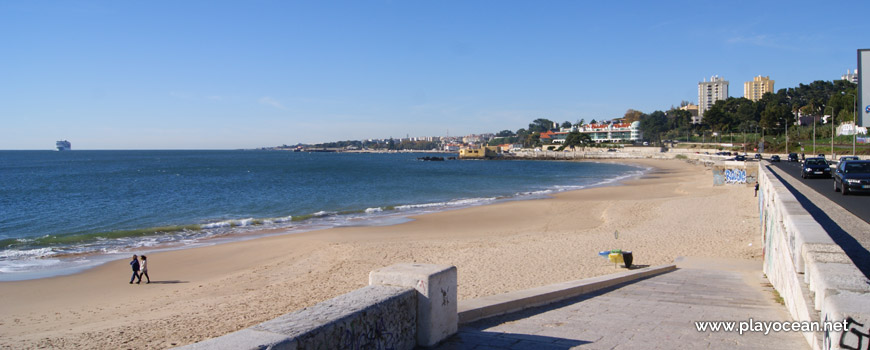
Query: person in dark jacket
130 254 141 284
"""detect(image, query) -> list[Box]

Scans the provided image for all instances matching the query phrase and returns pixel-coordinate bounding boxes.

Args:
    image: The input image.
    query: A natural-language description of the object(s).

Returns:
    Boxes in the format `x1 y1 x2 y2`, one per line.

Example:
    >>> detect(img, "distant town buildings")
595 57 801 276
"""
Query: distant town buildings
743 75 774 102
680 104 701 124
841 69 858 84
540 121 642 143
698 75 729 122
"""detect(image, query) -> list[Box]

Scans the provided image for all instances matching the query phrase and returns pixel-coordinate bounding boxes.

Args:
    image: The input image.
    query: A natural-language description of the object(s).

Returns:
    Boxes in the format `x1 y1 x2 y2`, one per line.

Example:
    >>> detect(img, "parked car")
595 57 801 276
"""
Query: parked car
754 153 762 159
770 155 781 162
838 156 859 164
833 160 870 195
818 154 826 159
801 158 832 179
734 155 747 161
788 153 799 162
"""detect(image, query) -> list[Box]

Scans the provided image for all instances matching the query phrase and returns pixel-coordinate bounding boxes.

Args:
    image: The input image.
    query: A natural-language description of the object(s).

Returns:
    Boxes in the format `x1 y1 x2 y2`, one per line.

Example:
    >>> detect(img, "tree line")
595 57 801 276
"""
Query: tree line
640 80 857 144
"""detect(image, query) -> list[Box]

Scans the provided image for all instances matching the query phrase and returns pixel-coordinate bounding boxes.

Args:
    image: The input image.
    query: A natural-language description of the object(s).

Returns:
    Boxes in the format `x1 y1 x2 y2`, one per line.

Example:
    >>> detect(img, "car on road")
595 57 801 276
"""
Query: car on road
788 153 799 162
801 157 831 179
734 155 746 161
838 156 859 164
770 155 781 162
754 153 762 160
833 160 870 195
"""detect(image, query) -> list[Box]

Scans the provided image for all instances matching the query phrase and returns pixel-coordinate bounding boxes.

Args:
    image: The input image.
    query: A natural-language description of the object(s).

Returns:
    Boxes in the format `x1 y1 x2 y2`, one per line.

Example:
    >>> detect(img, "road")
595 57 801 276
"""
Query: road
768 160 870 222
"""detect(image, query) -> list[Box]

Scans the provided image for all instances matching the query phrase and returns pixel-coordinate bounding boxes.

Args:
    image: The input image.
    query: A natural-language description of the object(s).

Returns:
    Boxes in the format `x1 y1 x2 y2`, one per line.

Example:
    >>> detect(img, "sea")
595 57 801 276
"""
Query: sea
0 150 646 281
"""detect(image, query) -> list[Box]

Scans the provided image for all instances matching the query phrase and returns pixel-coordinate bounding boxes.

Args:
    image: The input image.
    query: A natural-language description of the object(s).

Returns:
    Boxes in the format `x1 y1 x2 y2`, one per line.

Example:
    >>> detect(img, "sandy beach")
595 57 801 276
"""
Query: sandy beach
0 159 761 349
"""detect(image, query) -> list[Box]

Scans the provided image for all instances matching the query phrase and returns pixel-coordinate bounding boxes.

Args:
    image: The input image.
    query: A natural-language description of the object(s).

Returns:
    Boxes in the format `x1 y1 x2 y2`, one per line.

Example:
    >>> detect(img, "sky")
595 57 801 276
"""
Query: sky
1 1 867 150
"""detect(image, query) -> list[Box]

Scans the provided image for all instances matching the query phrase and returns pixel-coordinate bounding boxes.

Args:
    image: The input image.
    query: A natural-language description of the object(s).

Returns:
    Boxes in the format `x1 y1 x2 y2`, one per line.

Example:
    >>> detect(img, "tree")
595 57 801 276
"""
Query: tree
524 132 542 148
702 101 731 133
639 111 667 143
564 131 591 147
578 118 585 126
760 104 792 133
496 129 515 137
590 119 598 125
528 118 555 133
623 109 644 124
667 109 692 131
561 121 573 129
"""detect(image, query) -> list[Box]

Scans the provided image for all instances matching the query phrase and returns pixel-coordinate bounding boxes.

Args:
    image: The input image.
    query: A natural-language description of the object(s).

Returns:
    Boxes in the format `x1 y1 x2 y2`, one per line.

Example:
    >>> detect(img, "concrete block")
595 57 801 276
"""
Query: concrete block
797 241 843 274
804 261 870 311
820 291 870 350
370 263 458 347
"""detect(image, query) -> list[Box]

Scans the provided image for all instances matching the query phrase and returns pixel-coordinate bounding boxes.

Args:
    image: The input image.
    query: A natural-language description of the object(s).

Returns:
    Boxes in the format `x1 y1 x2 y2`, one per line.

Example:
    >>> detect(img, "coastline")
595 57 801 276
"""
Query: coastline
0 158 761 349
0 157 646 282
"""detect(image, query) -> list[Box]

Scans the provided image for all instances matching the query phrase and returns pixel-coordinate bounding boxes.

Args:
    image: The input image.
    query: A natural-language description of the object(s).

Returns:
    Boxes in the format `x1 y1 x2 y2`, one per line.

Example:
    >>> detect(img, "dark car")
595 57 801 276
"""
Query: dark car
770 155 781 162
833 160 870 195
838 156 859 164
734 155 747 161
788 153 799 162
801 158 831 179
754 153 762 159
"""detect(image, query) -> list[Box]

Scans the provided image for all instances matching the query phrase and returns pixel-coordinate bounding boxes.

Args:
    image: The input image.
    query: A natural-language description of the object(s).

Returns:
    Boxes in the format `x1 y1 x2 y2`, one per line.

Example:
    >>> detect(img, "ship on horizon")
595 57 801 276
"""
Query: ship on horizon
56 140 71 151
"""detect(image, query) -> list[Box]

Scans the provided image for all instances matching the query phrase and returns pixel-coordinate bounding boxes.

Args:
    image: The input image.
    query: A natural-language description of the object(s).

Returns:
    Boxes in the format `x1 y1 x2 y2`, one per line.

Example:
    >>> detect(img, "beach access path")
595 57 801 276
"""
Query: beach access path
437 257 808 350
0 159 763 349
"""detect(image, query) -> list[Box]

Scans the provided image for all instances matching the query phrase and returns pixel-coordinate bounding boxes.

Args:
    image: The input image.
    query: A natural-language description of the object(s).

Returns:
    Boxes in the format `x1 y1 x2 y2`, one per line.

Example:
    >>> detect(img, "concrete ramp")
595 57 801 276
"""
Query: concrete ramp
437 257 808 349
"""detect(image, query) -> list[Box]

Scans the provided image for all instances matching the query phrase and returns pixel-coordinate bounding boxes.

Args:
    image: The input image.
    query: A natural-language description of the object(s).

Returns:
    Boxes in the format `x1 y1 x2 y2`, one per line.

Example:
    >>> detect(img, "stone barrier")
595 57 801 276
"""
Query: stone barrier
757 162 870 350
177 263 457 350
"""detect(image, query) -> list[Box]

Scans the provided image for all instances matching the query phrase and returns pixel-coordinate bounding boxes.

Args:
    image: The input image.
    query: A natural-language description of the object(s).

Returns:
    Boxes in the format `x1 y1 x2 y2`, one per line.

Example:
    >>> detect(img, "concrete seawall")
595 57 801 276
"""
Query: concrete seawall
178 264 458 350
757 162 870 350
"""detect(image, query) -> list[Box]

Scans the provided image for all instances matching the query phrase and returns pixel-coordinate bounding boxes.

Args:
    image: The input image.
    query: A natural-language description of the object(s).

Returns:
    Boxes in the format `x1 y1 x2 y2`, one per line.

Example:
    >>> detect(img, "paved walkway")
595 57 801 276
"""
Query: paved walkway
434 257 808 350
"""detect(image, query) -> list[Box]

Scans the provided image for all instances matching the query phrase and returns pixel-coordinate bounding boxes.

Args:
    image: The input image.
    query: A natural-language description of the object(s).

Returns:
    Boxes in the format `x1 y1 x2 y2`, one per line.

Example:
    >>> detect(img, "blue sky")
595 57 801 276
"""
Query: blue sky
1 1 867 149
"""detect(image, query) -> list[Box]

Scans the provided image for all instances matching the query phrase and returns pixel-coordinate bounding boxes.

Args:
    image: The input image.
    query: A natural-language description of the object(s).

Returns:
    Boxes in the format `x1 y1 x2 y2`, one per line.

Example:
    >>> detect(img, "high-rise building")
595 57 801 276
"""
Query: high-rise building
743 75 775 102
698 75 729 122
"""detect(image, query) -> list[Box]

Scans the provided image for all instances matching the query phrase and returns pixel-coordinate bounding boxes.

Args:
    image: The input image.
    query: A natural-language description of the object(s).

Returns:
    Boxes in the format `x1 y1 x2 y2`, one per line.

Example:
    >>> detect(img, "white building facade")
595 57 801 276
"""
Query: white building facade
698 75 729 123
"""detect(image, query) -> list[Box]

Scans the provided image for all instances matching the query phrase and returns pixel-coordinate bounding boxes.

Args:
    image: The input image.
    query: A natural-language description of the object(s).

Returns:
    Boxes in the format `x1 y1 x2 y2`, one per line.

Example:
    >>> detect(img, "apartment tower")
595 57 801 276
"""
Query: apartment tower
698 75 729 122
744 75 775 101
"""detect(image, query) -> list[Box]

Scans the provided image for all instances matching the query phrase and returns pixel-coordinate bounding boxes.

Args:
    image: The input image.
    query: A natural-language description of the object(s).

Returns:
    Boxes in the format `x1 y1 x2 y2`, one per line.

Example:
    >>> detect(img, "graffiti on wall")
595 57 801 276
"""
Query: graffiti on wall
724 169 747 184
835 317 870 350
713 168 755 185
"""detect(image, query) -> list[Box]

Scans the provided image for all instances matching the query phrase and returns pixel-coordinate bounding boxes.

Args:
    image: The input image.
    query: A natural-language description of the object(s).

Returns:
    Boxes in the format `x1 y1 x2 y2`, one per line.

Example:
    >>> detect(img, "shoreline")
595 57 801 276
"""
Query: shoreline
0 158 761 349
0 159 648 282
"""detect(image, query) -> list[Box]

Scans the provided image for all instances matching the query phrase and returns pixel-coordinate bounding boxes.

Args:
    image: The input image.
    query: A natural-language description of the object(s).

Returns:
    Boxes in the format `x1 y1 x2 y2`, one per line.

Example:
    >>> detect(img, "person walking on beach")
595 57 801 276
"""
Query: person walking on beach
139 255 150 284
129 254 141 284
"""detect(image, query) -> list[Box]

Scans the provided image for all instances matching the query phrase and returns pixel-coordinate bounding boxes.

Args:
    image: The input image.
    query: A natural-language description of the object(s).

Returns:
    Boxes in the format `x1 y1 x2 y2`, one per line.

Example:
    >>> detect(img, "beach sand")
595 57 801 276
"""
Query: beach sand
0 159 761 349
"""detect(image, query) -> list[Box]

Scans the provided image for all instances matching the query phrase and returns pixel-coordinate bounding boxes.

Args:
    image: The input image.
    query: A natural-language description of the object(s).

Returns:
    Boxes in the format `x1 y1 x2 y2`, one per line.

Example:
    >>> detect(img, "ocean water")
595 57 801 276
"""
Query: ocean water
0 150 644 280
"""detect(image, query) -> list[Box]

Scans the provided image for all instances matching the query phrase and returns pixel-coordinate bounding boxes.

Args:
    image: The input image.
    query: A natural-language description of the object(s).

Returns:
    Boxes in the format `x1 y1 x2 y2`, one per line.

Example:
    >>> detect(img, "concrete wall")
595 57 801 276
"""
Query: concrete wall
757 162 870 350
177 263 458 350
712 162 758 186
178 285 417 350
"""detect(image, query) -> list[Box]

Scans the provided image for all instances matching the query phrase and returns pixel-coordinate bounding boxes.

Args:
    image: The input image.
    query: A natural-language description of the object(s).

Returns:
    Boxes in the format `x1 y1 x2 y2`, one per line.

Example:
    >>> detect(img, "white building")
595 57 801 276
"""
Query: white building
842 69 858 84
698 75 729 122
544 121 642 143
